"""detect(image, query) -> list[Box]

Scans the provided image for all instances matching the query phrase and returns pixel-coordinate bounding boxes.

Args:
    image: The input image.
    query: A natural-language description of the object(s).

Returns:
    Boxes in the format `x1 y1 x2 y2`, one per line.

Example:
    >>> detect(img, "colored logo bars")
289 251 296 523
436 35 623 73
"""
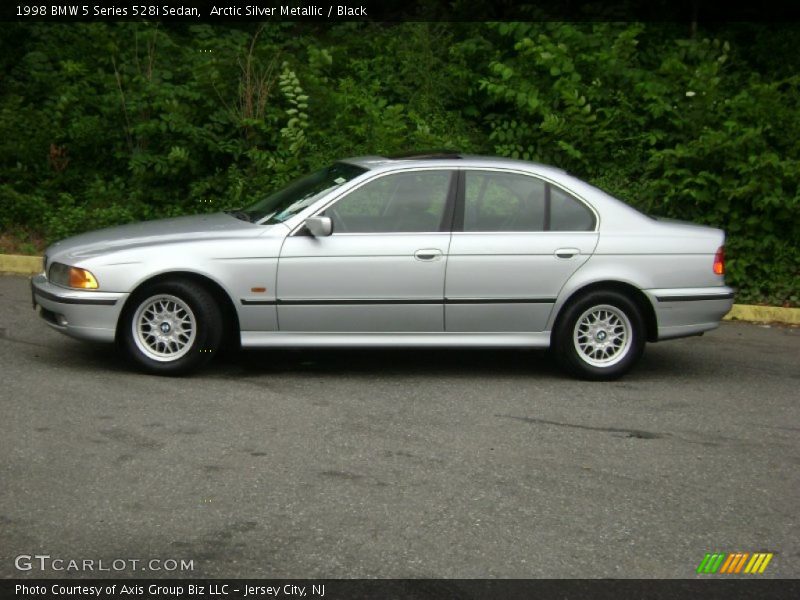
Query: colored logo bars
697 552 774 574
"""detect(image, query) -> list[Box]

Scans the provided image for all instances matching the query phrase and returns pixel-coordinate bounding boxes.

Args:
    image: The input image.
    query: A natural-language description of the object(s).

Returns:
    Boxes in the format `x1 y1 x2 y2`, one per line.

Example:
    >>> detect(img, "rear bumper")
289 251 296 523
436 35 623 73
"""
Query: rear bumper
644 286 735 341
30 274 128 342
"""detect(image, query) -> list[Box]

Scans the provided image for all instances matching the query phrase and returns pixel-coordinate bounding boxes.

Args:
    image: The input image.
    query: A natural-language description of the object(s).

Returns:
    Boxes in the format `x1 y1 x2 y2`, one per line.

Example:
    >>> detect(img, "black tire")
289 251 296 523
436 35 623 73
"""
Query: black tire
120 279 223 375
552 290 646 381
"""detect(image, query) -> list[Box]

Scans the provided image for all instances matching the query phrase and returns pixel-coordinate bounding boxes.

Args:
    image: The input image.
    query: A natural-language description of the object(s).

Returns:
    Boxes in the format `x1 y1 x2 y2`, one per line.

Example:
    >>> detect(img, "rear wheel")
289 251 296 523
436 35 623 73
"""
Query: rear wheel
553 290 645 380
121 280 222 375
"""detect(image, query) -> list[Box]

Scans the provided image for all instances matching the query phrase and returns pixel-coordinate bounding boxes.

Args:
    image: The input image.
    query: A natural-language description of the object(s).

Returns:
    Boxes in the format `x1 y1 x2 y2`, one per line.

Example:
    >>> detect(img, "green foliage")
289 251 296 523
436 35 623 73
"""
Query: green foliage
0 22 797 305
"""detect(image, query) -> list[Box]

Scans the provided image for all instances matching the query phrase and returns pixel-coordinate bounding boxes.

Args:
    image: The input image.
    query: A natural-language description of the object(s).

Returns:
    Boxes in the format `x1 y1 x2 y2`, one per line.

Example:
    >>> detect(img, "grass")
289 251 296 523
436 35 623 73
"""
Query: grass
0 231 47 255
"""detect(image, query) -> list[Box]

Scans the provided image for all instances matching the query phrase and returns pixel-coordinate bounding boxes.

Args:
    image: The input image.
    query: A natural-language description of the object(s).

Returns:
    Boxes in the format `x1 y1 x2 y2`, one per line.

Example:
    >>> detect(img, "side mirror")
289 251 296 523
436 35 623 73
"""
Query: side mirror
305 215 332 237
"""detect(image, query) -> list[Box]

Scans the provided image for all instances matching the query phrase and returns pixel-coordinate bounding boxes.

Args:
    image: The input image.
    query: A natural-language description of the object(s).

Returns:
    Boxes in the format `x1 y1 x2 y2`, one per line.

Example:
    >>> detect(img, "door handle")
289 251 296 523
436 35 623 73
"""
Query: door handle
414 249 442 261
554 248 580 259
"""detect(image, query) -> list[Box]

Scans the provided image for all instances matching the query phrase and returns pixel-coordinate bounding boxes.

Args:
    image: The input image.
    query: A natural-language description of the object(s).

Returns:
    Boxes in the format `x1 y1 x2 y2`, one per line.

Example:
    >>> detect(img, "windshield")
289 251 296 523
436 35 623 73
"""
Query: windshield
239 163 367 225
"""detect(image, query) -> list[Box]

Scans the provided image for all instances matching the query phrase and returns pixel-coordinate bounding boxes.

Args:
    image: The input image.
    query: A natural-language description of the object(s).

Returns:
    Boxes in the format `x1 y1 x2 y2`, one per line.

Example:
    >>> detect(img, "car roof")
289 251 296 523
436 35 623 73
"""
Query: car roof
339 153 568 177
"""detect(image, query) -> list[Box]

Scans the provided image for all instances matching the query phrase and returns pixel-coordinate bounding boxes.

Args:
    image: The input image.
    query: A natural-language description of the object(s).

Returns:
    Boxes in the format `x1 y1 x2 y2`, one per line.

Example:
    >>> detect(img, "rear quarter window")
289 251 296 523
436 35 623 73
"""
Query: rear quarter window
550 186 596 231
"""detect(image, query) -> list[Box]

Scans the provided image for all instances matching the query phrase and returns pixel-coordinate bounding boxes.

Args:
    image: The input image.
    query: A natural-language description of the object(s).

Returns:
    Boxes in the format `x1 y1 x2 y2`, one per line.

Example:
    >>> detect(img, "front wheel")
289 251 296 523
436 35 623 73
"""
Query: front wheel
553 291 645 381
120 280 222 375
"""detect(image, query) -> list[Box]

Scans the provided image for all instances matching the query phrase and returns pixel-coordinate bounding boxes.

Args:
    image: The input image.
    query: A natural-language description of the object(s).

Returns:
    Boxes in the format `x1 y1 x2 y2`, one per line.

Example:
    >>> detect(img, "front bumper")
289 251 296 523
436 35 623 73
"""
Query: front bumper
644 286 735 340
30 274 128 342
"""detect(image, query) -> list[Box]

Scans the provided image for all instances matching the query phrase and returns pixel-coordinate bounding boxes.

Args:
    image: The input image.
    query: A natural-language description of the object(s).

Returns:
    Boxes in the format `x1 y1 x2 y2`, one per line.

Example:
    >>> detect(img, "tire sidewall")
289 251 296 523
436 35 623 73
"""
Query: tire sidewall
554 290 645 380
121 280 222 375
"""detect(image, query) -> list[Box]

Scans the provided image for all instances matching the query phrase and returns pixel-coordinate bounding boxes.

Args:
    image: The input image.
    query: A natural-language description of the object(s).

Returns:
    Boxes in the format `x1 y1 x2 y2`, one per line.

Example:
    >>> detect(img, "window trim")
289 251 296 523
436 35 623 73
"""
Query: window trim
543 182 552 232
454 168 599 234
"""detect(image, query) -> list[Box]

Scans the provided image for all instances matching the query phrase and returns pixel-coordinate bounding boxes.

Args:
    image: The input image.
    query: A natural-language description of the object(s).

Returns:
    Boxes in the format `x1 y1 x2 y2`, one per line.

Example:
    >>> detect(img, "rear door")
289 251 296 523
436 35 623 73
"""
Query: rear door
445 169 599 332
276 169 456 332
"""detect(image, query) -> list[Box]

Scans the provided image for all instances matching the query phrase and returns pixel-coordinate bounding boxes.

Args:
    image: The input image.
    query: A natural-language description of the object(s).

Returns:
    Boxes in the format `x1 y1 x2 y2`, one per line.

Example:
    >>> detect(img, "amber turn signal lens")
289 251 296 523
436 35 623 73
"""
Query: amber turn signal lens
68 267 99 289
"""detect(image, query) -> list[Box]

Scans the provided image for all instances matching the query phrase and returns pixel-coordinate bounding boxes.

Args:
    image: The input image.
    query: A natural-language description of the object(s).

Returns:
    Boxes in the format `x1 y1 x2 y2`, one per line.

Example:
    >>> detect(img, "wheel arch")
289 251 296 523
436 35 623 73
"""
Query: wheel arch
115 271 240 346
552 280 658 343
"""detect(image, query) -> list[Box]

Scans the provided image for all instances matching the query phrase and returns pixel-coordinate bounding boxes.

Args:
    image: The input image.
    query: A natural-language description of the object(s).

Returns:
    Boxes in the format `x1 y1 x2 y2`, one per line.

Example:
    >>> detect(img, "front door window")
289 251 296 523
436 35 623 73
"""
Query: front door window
325 170 452 233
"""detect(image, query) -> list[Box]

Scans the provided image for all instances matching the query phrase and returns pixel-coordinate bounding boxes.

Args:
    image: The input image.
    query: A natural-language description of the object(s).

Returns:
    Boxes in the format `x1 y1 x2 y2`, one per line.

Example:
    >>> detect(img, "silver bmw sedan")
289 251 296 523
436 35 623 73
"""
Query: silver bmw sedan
31 154 734 379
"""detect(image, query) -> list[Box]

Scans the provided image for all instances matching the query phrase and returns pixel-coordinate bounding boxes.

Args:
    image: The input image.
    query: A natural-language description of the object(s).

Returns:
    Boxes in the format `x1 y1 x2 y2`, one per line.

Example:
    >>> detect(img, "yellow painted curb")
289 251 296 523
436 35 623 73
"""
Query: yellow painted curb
724 304 800 325
0 254 43 274
2 253 797 324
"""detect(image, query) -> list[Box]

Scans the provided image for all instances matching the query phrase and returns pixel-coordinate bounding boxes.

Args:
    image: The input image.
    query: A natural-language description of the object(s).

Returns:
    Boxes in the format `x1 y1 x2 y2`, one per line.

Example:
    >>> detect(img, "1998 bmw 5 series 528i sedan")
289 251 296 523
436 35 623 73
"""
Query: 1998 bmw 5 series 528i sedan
31 154 734 380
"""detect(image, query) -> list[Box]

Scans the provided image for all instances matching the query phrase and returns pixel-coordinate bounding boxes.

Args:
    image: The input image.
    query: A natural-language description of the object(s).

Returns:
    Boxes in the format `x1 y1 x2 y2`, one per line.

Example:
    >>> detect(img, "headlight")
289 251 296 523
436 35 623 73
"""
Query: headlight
48 262 99 289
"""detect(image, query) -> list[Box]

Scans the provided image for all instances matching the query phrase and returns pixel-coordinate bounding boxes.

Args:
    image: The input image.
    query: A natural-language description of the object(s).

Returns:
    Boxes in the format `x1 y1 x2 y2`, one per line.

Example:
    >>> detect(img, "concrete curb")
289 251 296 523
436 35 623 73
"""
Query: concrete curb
2 253 797 324
0 254 42 275
723 304 800 325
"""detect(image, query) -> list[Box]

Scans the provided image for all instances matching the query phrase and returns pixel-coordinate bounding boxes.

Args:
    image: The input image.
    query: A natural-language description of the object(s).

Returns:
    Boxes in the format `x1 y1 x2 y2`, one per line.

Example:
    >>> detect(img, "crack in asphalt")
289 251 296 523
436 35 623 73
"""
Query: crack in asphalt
763 425 800 433
497 415 798 450
496 414 668 440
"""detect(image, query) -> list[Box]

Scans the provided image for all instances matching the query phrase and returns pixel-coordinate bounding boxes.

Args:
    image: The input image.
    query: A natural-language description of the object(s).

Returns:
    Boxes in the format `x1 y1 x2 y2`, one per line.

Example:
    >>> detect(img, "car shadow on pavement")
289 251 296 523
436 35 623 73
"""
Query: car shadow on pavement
219 345 707 381
216 347 561 379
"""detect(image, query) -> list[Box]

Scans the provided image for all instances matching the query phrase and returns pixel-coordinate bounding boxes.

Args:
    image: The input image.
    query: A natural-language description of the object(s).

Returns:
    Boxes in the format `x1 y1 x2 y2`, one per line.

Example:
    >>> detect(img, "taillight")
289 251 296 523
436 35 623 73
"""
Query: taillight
713 246 725 275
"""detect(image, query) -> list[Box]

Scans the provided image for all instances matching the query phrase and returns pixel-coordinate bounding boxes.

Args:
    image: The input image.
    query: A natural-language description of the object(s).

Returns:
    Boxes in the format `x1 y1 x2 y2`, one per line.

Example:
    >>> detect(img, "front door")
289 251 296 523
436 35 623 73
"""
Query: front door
277 169 456 332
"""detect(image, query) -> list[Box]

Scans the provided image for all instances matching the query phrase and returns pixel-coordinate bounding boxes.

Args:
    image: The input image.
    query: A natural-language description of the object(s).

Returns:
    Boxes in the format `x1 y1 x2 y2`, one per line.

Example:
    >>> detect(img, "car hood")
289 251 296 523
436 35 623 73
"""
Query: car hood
46 213 263 261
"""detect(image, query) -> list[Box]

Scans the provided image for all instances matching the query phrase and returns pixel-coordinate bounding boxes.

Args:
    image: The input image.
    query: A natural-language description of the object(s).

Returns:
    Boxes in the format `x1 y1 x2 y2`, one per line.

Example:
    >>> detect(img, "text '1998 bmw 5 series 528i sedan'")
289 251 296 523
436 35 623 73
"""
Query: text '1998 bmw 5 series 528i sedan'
31 154 734 379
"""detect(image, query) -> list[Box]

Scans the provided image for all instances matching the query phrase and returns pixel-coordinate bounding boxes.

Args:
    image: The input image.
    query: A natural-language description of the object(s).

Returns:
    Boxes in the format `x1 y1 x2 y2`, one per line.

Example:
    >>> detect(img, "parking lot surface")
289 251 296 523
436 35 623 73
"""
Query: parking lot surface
1 274 798 578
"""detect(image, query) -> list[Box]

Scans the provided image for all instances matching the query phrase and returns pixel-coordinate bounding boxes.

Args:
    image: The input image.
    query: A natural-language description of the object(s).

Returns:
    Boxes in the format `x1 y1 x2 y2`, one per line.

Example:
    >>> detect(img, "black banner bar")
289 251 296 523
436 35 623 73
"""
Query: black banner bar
3 579 800 600
3 1 800 23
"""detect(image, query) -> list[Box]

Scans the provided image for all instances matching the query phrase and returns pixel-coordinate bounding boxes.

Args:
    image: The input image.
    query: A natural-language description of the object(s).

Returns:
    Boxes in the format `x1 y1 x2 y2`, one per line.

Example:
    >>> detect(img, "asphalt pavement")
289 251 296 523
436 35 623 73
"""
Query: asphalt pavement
0 274 798 578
